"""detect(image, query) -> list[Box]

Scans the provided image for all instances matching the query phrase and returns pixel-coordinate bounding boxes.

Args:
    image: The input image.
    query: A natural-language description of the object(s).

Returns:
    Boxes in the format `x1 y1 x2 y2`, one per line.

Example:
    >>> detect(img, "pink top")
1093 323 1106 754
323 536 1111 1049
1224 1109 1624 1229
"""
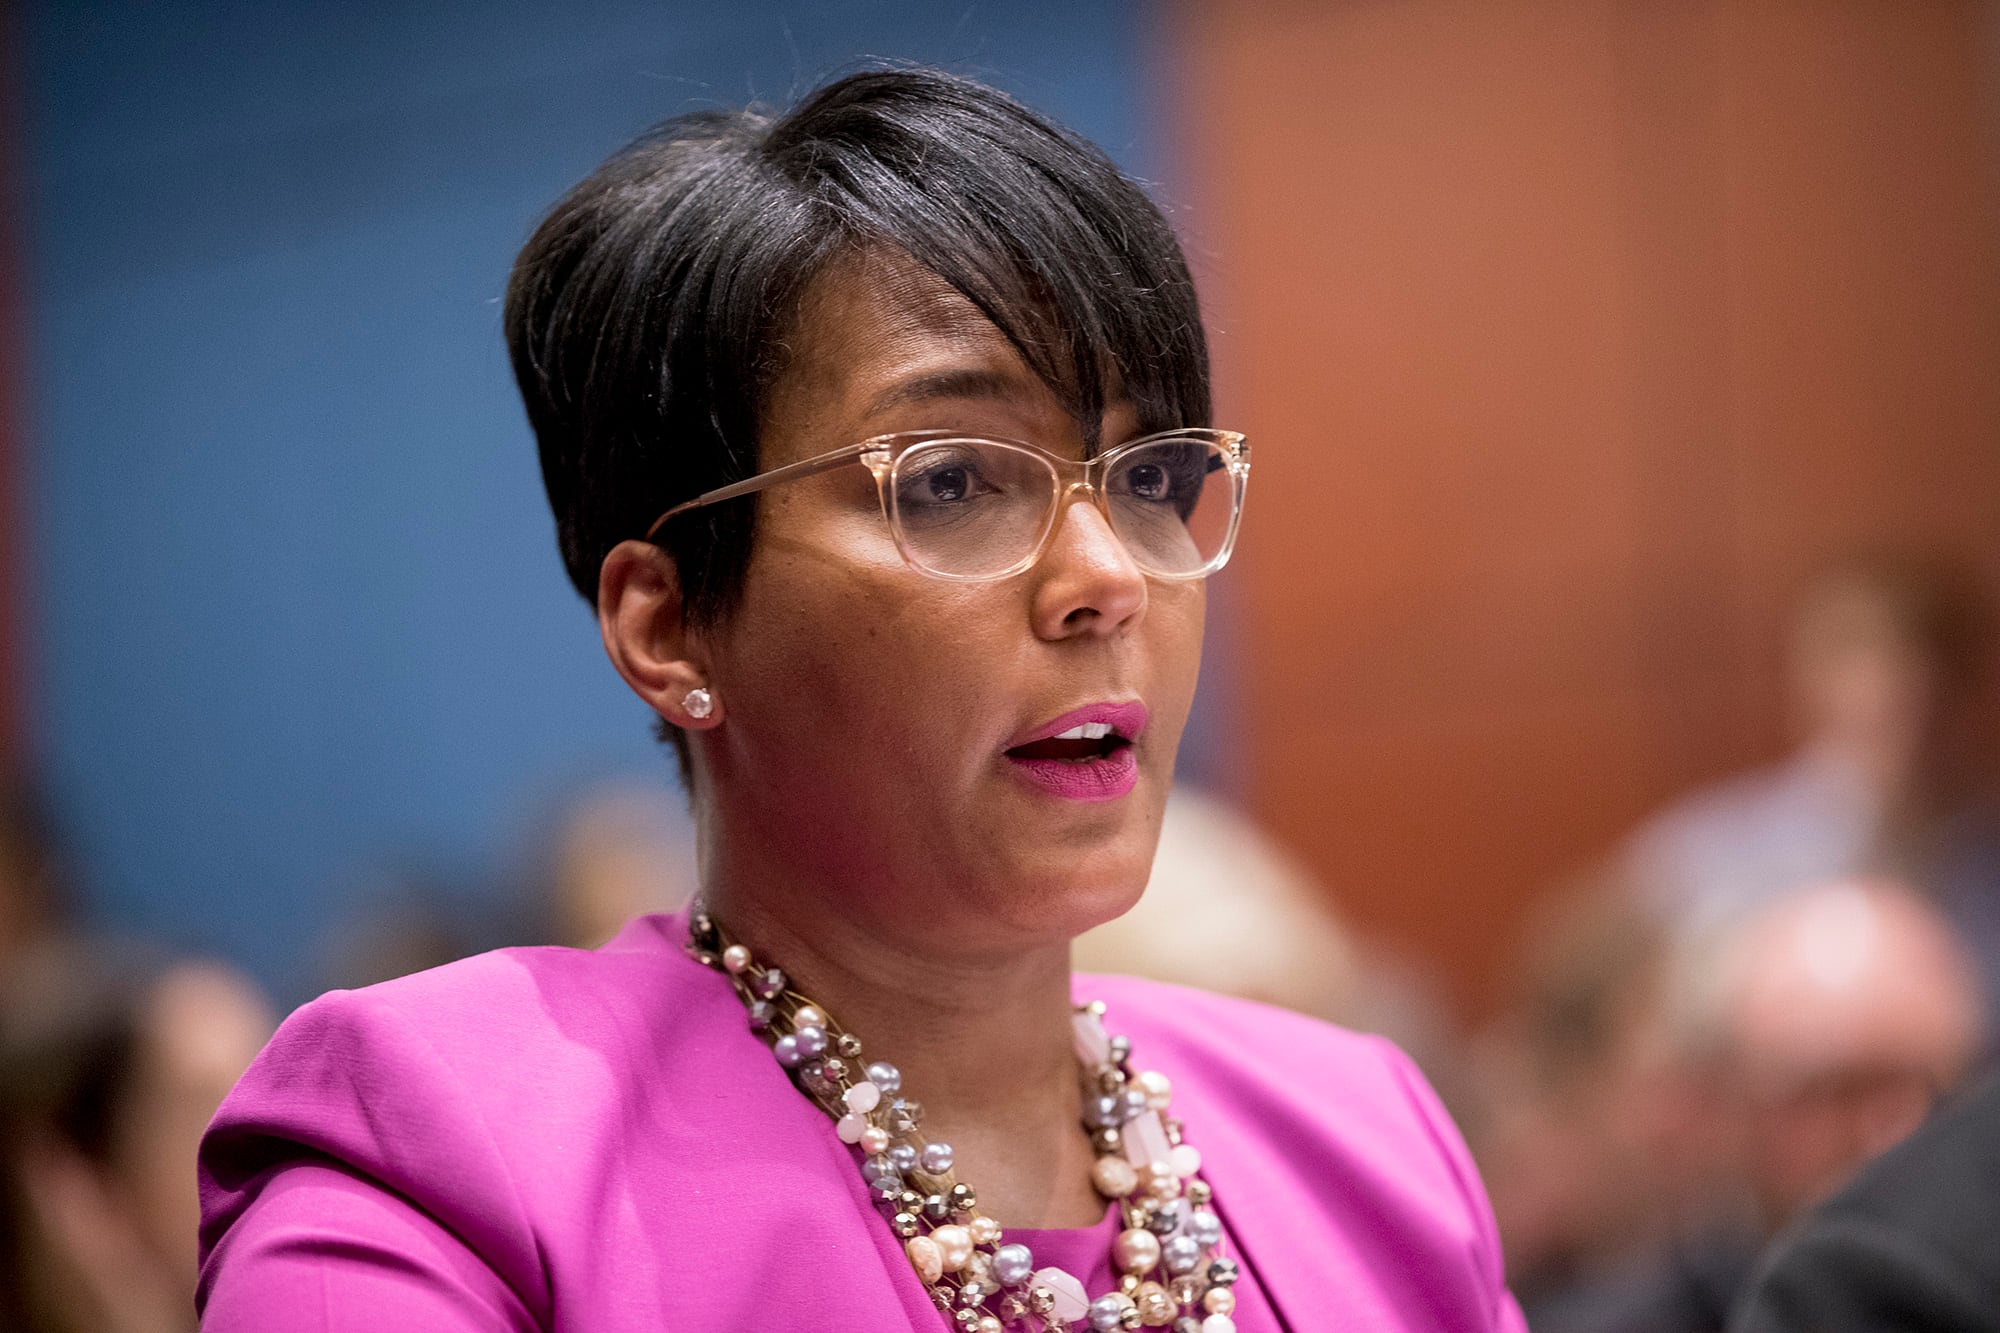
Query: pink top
198 911 1525 1331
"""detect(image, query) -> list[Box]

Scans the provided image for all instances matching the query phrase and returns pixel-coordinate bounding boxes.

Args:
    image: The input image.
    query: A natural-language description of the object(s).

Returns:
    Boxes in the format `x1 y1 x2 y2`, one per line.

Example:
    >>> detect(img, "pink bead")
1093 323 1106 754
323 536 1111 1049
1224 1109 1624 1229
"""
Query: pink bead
858 1126 890 1155
843 1081 881 1113
1170 1144 1203 1177
791 1005 826 1031
1122 1110 1172 1168
1034 1268 1090 1322
968 1215 1003 1246
1072 1011 1112 1066
835 1112 867 1144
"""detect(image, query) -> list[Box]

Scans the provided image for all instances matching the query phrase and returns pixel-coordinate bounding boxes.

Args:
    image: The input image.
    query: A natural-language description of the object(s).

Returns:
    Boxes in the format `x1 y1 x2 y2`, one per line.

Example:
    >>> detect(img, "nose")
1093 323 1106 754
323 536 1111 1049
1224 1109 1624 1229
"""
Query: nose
1028 486 1147 639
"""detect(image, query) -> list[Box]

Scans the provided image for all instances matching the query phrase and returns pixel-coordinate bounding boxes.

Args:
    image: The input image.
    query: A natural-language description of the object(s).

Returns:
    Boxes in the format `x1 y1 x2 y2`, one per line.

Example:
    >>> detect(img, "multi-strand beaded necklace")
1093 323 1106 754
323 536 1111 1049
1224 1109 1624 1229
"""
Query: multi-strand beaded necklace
688 903 1242 1331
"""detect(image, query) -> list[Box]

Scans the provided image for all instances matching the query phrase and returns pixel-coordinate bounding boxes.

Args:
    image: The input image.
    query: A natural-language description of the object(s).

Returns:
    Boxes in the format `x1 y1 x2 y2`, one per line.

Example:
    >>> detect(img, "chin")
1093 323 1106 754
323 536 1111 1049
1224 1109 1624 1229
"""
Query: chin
1003 843 1153 943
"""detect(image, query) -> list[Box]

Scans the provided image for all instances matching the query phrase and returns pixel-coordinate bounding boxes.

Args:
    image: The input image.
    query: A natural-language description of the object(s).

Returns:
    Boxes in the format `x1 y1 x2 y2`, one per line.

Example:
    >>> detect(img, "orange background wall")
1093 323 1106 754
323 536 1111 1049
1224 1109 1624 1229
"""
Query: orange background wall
1170 0 2000 1019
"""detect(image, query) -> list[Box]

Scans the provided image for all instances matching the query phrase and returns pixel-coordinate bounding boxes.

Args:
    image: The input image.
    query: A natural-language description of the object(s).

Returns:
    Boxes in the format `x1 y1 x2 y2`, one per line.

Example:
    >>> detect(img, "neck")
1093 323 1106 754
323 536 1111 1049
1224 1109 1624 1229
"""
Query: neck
699 840 1106 1227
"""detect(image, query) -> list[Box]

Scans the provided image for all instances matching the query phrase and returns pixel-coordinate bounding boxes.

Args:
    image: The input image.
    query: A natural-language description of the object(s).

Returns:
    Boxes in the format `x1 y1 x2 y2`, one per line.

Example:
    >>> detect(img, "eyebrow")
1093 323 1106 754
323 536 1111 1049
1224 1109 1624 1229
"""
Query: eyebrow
865 368 1031 418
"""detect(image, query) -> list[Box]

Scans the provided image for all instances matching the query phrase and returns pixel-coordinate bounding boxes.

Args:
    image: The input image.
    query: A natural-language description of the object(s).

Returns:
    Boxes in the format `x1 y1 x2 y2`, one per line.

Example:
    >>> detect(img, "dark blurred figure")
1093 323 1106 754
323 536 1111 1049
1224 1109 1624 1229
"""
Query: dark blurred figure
1625 551 2000 1013
0 941 273 1333
1520 877 1983 1333
1 783 73 961
1731 1066 2000 1333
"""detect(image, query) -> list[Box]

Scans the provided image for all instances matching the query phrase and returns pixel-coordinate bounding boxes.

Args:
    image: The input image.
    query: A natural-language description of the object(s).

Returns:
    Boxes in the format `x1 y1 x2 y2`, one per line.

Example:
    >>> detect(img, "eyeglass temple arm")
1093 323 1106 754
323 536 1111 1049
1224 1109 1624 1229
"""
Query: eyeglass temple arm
644 443 879 541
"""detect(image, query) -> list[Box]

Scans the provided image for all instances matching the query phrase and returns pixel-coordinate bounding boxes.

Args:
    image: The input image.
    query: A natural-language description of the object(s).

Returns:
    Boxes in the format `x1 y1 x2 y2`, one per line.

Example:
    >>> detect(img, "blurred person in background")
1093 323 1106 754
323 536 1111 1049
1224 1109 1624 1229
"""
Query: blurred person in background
533 778 699 949
0 940 273 1333
1526 876 1984 1333
1073 786 1455 1077
1471 886 1722 1316
1625 551 2000 1014
1731 1063 2000 1333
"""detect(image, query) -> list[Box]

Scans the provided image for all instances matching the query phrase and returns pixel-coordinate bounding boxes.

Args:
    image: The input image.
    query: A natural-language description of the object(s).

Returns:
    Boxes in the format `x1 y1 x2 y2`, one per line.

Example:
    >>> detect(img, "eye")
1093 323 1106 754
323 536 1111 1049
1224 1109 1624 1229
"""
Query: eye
1123 462 1171 502
895 447 999 513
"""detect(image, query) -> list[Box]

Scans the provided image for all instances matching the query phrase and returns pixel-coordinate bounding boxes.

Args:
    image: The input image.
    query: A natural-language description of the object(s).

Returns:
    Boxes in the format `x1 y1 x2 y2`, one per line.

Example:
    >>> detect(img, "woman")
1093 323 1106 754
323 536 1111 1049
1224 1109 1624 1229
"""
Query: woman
197 69 1523 1331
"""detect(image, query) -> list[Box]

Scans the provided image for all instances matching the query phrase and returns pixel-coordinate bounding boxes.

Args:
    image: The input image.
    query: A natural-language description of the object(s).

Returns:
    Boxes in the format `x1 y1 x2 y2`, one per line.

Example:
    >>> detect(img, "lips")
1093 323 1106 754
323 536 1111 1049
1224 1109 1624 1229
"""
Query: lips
1003 701 1148 802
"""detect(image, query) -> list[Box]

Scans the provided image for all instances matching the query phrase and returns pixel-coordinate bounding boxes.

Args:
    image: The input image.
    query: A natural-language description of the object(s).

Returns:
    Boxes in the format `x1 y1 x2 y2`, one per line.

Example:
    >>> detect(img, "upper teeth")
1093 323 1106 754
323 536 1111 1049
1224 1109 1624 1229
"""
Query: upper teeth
1056 722 1114 741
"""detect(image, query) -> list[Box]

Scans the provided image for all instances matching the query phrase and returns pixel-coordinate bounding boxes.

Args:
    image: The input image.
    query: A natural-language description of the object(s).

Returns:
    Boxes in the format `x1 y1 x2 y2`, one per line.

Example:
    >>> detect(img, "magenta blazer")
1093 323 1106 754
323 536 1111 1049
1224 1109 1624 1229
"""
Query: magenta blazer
198 911 1525 1330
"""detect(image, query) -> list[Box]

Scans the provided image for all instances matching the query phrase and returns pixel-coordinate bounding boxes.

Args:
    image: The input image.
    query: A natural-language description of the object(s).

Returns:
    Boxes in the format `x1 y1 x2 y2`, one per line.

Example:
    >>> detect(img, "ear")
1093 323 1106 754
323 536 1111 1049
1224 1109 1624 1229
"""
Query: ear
598 540 724 731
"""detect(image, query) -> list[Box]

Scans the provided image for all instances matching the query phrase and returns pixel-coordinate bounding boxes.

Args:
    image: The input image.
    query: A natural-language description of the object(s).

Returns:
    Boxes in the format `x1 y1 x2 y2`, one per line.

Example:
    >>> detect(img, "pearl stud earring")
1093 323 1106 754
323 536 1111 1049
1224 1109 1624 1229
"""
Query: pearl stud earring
682 687 714 720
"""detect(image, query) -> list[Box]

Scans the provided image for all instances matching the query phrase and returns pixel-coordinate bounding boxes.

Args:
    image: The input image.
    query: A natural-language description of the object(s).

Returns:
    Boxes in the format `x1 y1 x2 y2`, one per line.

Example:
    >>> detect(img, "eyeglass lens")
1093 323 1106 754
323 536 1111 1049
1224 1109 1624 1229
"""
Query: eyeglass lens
888 437 1234 579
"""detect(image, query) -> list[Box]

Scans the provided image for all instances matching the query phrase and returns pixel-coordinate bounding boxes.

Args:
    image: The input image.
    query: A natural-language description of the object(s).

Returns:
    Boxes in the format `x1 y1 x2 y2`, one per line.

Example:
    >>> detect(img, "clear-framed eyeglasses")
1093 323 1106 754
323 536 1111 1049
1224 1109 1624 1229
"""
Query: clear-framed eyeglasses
645 428 1250 583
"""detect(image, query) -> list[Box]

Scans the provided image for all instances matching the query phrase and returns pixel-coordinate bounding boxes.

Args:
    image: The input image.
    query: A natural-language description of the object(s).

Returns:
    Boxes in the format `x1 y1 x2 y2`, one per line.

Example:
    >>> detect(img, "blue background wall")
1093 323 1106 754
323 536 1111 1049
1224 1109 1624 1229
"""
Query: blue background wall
20 1 1206 1005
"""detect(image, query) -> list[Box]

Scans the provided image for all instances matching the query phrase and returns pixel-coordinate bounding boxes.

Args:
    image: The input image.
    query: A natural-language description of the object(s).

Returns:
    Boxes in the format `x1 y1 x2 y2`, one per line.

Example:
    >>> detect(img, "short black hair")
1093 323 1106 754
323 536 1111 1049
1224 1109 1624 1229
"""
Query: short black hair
505 67 1210 766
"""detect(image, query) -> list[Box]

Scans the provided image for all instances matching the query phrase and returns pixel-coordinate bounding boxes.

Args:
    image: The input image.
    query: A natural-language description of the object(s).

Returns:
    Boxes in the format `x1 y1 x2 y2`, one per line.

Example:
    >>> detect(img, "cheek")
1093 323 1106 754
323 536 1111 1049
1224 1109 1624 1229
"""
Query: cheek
717 553 1008 786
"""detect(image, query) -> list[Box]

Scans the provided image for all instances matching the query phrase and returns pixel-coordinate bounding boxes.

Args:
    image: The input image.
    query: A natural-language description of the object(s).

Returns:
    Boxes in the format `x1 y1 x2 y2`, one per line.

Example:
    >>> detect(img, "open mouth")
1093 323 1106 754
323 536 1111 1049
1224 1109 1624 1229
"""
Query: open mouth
1004 722 1133 764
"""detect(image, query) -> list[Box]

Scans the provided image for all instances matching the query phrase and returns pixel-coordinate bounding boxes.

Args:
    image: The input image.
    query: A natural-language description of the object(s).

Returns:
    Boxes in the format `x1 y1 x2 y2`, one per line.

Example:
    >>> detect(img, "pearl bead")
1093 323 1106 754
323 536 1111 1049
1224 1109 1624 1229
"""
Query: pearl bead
906 1235 942 1284
1133 1069 1172 1110
792 1005 826 1031
721 944 751 973
931 1224 973 1272
844 1081 881 1114
888 1143 919 1173
772 1034 801 1068
859 1126 890 1154
1185 1209 1223 1249
1162 1235 1201 1275
1088 1294 1128 1330
1204 1288 1235 1316
977 1319 1002 1333
992 1242 1035 1286
968 1215 1002 1246
1092 1156 1138 1198
866 1061 902 1095
793 1025 828 1059
919 1142 954 1175
1112 1228 1162 1274
1121 1087 1151 1121
1170 1145 1202 1178
1200 1315 1235 1333
1089 1094 1126 1128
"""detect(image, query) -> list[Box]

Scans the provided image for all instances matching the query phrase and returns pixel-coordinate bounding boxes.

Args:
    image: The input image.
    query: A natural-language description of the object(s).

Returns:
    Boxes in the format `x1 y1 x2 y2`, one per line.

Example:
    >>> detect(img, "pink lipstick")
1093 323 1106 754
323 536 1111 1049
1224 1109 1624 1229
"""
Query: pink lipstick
1003 701 1149 802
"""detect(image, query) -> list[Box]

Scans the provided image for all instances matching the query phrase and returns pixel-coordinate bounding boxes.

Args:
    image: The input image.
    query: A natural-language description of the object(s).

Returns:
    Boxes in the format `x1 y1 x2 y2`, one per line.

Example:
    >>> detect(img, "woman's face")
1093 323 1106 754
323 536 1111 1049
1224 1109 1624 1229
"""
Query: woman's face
691 252 1206 955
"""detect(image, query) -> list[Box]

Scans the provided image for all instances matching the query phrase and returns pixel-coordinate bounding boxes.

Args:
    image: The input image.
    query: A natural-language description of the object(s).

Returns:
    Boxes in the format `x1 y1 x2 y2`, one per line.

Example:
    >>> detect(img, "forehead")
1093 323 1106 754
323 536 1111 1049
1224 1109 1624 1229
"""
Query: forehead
761 249 1111 462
